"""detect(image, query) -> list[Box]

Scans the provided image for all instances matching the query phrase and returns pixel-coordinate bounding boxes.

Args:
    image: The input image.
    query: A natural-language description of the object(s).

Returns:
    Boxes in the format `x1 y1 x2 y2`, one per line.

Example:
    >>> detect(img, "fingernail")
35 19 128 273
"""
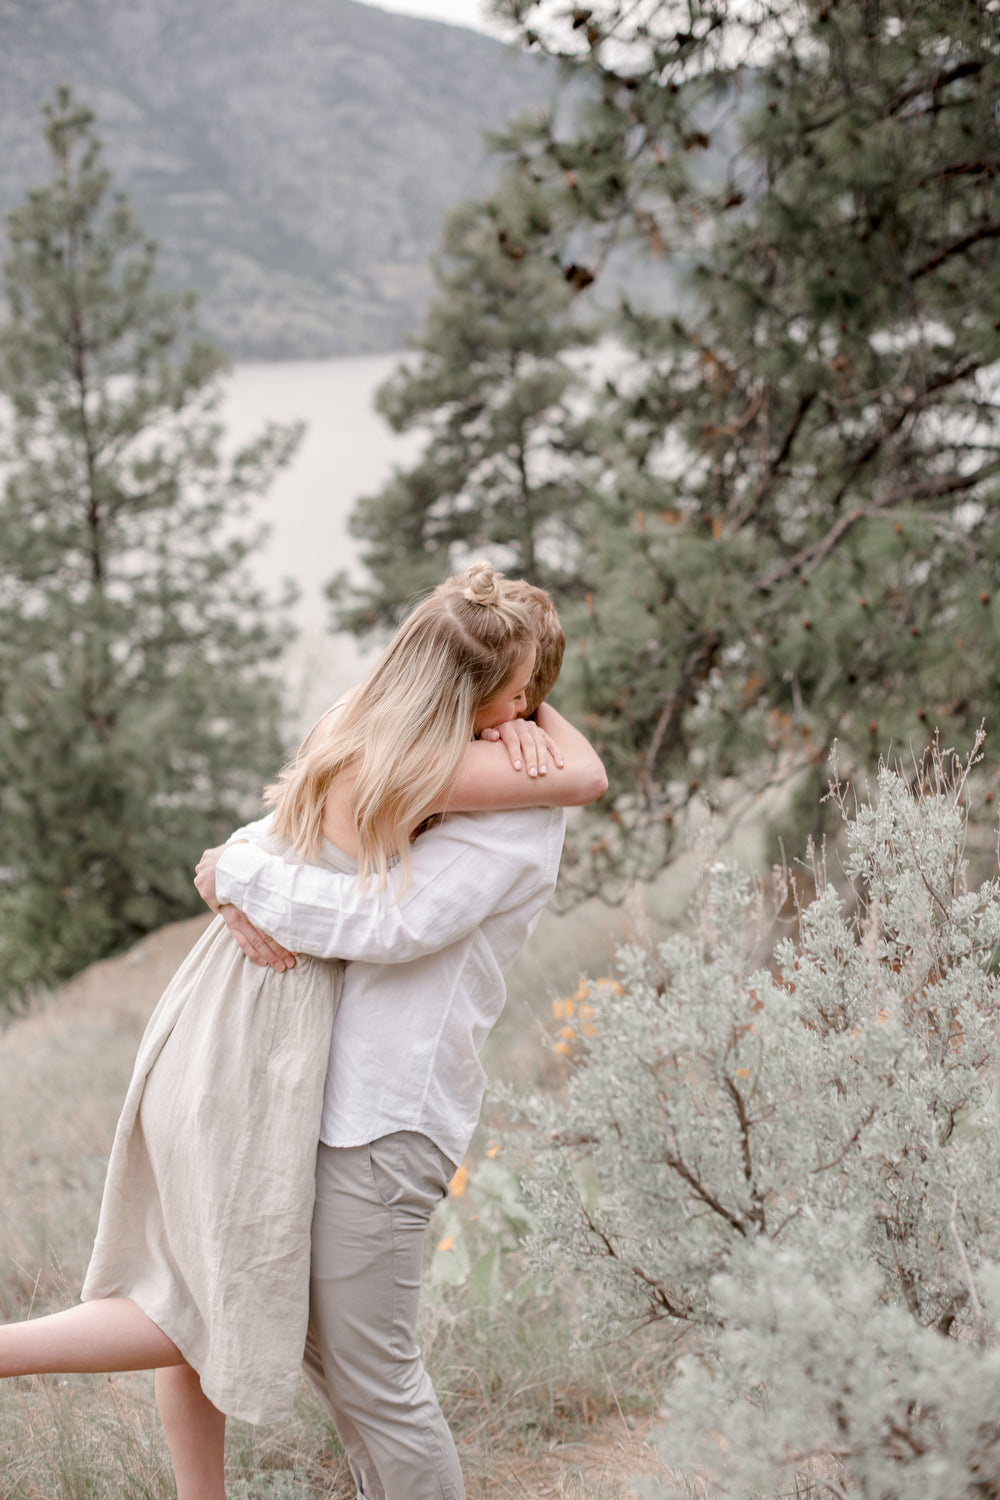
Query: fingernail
514 760 522 770
540 764 548 775
529 767 537 777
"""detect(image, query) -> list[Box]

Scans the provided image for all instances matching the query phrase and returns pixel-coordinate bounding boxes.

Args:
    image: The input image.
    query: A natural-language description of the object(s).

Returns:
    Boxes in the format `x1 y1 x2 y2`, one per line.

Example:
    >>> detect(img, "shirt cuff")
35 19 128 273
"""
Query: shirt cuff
215 840 270 907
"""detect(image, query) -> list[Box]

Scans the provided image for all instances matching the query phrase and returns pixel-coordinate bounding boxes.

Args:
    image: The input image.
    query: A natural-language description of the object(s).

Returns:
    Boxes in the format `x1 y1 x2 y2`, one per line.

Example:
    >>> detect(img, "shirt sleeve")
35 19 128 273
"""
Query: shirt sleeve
214 808 565 963
225 814 274 844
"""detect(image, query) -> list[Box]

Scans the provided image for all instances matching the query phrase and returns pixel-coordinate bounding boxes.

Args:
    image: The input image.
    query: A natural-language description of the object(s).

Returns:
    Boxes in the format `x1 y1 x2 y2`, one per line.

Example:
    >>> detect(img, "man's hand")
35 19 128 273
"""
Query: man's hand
480 717 564 777
220 905 297 972
195 841 297 972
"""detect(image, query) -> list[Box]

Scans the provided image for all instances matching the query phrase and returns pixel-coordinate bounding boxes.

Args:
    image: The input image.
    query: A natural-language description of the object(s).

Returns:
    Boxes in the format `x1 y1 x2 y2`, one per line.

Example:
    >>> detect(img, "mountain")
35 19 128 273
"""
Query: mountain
0 0 550 358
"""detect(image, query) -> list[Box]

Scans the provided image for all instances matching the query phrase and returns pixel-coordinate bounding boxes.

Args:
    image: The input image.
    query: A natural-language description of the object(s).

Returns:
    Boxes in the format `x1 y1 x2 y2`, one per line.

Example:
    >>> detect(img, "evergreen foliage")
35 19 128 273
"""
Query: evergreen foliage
512 740 1000 1496
329 186 595 630
0 90 300 1002
334 0 1000 889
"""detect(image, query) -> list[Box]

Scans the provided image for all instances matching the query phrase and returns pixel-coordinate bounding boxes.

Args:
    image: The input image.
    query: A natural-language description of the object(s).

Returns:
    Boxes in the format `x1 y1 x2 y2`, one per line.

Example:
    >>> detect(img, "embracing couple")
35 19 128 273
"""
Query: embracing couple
0 562 607 1500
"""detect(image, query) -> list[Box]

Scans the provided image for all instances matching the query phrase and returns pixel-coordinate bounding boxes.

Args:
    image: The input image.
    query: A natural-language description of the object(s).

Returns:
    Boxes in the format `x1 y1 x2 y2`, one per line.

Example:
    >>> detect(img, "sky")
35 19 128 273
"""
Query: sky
359 0 506 33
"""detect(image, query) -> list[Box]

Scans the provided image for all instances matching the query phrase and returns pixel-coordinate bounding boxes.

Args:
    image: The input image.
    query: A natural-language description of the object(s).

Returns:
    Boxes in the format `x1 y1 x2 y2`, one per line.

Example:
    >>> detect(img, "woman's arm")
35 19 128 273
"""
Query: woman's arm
444 702 608 812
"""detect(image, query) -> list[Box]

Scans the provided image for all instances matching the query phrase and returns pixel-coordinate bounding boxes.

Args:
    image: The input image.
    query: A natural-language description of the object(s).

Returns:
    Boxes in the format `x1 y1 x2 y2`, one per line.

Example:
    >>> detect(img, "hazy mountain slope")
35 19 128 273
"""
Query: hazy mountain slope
0 0 549 357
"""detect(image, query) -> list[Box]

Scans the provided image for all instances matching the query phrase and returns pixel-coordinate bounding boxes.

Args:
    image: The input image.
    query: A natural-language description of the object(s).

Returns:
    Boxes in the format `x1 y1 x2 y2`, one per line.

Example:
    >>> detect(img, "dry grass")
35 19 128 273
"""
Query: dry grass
458 1414 670 1500
0 908 674 1499
0 918 213 1324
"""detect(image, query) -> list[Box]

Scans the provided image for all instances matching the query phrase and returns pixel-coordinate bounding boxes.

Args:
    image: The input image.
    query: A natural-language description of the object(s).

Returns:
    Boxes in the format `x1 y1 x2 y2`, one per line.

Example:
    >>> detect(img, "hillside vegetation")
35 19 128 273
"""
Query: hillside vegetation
0 899 669 1497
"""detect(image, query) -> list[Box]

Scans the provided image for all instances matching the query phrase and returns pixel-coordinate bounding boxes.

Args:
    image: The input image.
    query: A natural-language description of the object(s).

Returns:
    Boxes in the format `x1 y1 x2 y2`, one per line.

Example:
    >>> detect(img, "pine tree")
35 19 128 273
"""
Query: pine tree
330 179 597 632
510 0 1000 864
0 90 300 1000
333 0 1000 887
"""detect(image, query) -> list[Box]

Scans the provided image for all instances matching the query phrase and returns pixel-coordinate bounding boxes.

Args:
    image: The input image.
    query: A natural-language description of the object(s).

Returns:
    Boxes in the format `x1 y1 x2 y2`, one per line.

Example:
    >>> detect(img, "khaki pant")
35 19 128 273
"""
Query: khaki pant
303 1135 465 1500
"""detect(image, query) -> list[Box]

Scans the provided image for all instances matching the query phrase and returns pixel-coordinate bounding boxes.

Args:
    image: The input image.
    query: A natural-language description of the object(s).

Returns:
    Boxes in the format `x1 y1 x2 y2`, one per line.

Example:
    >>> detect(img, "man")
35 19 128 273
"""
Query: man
192 587 605 1500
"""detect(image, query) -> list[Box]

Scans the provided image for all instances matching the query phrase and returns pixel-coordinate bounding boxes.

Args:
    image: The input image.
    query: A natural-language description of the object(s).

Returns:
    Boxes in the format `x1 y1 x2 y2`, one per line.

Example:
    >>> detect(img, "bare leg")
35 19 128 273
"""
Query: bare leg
155 1365 227 1500
0 1297 184 1376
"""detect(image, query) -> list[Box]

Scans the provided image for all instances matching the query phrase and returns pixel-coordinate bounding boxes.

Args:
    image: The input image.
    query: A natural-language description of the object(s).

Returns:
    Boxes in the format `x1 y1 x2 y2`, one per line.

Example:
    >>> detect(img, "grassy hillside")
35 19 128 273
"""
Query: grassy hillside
0 901 671 1497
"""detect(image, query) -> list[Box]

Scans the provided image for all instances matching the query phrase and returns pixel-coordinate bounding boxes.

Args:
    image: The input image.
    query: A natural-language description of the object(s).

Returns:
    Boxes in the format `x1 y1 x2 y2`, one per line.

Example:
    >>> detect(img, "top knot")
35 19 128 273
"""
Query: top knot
460 560 504 607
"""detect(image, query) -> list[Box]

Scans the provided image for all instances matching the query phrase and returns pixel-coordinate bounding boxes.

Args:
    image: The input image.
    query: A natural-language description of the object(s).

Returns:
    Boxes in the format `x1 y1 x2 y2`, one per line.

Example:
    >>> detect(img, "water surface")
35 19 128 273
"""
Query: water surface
221 352 422 732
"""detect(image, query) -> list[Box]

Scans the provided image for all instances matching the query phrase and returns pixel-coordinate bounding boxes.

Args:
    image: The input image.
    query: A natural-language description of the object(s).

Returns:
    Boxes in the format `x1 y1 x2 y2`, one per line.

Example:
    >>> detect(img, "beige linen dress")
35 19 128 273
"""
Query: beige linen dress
81 835 355 1426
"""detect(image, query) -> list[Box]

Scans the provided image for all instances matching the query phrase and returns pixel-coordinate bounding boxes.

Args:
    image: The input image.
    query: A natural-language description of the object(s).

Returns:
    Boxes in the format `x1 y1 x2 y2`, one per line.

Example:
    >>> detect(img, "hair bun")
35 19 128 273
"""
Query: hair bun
461 560 504 607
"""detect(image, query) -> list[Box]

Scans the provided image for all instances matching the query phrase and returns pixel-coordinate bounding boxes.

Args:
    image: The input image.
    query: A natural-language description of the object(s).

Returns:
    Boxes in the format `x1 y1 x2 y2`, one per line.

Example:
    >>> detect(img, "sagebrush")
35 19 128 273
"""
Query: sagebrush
513 742 1000 1498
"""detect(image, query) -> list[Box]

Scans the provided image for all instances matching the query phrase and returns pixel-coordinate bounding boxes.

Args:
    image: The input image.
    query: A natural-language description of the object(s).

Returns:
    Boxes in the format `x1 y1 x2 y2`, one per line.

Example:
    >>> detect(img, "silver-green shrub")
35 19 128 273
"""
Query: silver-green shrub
513 747 1000 1497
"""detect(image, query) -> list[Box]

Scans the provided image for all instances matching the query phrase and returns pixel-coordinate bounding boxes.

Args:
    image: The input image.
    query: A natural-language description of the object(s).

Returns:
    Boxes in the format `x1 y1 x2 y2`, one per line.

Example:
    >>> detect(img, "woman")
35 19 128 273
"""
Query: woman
0 563 600 1479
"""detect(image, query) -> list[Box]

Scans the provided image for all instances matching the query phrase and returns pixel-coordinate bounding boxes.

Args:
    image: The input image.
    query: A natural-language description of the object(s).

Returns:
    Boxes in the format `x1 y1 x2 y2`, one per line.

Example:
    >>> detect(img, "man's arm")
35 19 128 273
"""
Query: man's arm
218 902 298 971
201 807 565 965
194 813 300 971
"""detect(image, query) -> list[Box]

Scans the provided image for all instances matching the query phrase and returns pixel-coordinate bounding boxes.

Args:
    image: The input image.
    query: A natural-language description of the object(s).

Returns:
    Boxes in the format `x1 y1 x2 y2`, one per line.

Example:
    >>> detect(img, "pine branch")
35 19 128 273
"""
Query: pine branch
881 462 1000 507
821 358 980 514
909 221 1000 282
640 631 721 794
927 159 1000 183
754 506 865 594
886 59 983 118
740 388 817 522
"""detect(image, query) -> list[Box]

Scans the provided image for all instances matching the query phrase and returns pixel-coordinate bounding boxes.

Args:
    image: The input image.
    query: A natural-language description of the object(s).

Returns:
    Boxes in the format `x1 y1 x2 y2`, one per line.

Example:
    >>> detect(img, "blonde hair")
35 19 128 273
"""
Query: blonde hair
265 561 534 887
498 579 565 714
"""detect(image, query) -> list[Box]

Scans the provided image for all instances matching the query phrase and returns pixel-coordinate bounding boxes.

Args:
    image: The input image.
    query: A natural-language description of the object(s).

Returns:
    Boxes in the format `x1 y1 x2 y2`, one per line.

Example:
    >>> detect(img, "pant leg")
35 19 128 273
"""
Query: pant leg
302 1316 386 1500
309 1135 465 1500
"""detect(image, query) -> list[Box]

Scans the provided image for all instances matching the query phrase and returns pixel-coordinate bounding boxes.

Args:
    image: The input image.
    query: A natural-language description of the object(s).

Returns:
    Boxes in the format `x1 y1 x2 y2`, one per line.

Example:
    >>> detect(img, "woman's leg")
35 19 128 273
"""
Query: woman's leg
155 1365 227 1500
0 1297 184 1376
1 1300 224 1500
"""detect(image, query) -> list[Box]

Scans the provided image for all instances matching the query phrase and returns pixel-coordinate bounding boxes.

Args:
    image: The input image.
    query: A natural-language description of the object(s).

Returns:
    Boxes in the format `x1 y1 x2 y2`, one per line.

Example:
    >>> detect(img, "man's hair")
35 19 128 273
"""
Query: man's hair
499 579 565 715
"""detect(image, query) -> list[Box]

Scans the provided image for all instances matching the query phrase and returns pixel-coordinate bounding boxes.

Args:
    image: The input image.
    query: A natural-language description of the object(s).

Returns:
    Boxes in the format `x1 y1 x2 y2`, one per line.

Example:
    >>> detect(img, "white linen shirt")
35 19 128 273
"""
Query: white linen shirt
214 806 566 1166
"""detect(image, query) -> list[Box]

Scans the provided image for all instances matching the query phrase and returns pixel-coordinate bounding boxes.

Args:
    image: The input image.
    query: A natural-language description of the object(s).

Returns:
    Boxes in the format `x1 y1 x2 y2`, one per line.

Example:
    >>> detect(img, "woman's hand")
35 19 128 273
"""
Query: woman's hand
479 717 564 778
445 702 607 812
194 844 227 911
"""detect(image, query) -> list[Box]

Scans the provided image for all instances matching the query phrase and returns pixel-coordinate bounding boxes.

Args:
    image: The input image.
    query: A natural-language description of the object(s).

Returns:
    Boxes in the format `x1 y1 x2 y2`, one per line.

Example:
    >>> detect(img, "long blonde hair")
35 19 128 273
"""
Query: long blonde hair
265 561 534 887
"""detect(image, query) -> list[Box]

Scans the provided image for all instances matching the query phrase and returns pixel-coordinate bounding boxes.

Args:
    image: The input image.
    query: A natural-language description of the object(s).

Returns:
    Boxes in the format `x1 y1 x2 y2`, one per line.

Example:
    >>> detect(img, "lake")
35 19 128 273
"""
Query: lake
219 353 423 734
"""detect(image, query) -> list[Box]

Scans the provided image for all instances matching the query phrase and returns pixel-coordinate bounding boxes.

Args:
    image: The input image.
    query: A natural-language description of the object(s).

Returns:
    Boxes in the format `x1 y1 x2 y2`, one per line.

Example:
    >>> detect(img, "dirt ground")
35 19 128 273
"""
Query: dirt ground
466 1416 671 1498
